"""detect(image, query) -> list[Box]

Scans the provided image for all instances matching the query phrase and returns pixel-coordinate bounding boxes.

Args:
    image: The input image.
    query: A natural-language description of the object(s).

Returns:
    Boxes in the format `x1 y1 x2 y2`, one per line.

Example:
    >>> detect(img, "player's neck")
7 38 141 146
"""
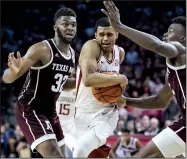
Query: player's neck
54 37 70 53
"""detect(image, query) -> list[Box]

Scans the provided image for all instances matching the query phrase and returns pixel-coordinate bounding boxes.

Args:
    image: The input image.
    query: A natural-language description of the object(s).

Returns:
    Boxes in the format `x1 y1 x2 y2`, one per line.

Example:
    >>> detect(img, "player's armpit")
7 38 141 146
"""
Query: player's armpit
3 42 49 83
80 40 126 88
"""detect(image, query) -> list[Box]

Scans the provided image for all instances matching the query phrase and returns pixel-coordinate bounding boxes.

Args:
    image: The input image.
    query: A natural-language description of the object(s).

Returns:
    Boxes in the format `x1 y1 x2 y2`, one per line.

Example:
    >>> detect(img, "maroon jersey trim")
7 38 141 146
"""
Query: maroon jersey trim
28 70 40 105
51 39 72 60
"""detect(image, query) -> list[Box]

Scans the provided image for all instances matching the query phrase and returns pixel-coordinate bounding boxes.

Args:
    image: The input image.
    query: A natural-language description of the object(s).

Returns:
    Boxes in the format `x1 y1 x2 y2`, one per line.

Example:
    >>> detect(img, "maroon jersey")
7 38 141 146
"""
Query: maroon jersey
166 61 186 117
18 39 75 114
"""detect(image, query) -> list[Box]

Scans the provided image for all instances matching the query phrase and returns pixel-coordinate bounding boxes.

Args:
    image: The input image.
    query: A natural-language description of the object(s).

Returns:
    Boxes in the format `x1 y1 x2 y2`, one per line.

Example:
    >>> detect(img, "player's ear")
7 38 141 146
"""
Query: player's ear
95 32 97 39
116 32 119 39
180 36 186 45
53 25 57 32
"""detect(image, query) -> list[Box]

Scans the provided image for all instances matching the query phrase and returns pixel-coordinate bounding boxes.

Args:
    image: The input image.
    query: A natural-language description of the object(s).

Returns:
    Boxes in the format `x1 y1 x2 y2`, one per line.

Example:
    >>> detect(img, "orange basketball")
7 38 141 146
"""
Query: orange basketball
92 72 123 104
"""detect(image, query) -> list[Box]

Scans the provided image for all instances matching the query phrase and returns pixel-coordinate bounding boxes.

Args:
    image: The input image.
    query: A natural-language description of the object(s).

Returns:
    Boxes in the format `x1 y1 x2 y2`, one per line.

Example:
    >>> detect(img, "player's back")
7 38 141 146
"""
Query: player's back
75 44 121 111
18 39 75 114
166 60 186 117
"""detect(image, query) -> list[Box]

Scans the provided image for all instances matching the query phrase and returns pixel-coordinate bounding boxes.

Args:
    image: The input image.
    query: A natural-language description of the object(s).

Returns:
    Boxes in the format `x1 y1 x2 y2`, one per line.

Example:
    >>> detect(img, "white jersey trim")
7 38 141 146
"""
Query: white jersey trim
31 40 54 70
28 70 40 105
166 60 186 70
175 70 186 102
51 39 72 60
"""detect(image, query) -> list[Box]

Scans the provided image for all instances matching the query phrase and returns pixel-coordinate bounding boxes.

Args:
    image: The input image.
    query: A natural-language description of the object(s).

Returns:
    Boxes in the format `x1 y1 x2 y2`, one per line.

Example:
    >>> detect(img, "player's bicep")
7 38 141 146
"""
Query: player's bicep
154 41 182 58
17 42 48 77
80 40 100 84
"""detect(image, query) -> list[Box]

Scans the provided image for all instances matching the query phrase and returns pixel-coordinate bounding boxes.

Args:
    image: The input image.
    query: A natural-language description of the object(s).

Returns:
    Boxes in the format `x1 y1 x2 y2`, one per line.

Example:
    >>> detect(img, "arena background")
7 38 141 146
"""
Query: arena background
1 0 186 158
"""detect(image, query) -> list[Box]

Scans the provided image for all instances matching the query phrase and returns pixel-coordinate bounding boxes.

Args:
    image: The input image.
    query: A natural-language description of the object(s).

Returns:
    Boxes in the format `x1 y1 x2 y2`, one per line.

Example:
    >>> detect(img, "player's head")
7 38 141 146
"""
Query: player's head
95 17 118 52
54 7 77 44
163 16 186 45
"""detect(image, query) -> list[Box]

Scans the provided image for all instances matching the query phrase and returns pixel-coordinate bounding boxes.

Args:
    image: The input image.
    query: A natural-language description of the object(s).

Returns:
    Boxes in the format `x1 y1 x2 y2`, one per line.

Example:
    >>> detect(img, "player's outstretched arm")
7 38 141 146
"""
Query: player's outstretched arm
2 42 48 83
102 1 185 58
117 83 174 109
80 40 128 88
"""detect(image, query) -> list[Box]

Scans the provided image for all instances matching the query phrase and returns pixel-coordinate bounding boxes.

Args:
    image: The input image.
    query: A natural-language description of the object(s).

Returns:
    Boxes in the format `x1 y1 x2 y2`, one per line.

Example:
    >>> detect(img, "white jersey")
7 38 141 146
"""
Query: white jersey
115 137 138 157
75 45 121 111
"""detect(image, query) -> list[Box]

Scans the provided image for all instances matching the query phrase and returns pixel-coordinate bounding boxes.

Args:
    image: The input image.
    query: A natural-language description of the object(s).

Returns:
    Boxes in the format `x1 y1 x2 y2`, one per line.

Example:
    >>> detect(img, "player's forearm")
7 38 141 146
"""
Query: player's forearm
83 73 124 88
63 78 76 89
124 95 165 109
116 24 166 57
2 69 17 83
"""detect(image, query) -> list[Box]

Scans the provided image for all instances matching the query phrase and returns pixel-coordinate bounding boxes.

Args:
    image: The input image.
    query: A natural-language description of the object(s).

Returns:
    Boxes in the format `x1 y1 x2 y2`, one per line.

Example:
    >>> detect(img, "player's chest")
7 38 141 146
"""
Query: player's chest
97 56 120 73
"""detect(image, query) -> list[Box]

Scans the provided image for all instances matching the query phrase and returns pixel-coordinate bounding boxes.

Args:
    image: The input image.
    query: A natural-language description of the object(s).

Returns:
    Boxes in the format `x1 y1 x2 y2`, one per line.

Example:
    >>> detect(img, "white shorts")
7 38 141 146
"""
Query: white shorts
74 106 119 146
152 127 185 158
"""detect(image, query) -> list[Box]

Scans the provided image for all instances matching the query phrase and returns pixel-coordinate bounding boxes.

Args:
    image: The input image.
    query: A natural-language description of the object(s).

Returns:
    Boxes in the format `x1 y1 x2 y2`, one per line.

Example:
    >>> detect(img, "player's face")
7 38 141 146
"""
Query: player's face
54 16 77 44
95 26 118 52
163 23 185 44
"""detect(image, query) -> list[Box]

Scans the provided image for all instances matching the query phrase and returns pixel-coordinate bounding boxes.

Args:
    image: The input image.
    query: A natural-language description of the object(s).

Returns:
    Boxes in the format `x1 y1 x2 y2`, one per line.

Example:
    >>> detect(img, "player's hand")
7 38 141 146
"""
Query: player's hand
101 1 122 30
7 52 22 76
118 75 128 91
116 95 127 108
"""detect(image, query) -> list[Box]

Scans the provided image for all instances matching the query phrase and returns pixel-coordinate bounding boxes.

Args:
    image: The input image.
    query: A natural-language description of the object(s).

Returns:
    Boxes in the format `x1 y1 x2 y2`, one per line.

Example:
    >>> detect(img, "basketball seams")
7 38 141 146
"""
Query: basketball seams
93 85 121 95
95 85 122 103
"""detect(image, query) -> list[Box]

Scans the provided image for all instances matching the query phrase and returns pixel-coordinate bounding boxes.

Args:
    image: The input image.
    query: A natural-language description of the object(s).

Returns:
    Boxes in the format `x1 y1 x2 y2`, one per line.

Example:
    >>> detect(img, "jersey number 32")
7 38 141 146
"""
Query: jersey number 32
51 73 68 92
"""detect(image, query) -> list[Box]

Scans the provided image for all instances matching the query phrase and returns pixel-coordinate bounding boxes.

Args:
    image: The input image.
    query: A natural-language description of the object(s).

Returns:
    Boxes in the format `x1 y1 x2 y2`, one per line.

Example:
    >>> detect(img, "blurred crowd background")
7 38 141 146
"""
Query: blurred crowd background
1 0 185 158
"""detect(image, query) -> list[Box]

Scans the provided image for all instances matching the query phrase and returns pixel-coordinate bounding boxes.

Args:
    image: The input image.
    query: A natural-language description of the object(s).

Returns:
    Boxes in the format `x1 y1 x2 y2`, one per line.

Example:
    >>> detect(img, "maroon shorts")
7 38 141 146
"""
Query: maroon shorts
169 116 186 142
15 101 64 151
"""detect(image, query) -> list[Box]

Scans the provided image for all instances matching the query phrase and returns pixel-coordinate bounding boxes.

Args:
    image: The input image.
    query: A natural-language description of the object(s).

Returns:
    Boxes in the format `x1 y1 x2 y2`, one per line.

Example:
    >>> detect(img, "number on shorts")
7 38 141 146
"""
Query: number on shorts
59 104 70 115
51 73 68 92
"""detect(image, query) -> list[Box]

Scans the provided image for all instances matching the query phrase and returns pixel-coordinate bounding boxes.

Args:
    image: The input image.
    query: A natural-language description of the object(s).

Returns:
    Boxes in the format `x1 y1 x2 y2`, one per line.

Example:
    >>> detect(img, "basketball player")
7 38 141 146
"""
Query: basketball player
102 1 186 158
72 17 128 158
110 129 142 158
2 7 77 157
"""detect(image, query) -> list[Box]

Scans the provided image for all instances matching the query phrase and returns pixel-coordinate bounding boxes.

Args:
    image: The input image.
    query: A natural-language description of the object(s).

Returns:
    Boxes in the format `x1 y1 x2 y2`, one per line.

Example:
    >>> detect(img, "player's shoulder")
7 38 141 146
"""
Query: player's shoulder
168 41 186 54
28 40 50 55
83 39 100 48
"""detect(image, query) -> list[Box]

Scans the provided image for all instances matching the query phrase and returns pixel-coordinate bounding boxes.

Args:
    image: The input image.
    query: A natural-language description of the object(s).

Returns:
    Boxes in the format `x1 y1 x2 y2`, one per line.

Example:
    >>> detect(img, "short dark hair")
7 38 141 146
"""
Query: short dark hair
95 17 111 31
172 16 186 28
54 7 76 23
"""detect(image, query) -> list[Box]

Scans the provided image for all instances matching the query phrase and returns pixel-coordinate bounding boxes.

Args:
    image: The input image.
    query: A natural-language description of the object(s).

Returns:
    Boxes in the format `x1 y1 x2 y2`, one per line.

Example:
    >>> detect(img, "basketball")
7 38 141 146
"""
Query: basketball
92 72 123 104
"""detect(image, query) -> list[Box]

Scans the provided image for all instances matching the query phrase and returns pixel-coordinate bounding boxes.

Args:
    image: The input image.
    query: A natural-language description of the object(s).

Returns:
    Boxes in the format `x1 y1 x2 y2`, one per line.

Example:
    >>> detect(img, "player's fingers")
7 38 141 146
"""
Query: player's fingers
110 1 117 12
8 53 14 60
17 51 21 60
104 1 116 17
7 61 12 68
101 9 110 17
103 1 114 13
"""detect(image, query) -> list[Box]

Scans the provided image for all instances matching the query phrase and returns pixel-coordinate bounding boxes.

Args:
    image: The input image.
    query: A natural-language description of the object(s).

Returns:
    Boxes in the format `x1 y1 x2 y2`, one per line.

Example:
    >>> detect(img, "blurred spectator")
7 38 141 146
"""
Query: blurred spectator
144 118 160 136
110 129 142 158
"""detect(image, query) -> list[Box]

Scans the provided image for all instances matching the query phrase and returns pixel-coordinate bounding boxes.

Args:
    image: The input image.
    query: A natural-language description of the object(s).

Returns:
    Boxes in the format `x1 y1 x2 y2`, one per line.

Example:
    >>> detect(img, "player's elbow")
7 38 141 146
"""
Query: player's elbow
82 77 91 87
156 97 168 109
154 42 177 58
2 75 14 84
